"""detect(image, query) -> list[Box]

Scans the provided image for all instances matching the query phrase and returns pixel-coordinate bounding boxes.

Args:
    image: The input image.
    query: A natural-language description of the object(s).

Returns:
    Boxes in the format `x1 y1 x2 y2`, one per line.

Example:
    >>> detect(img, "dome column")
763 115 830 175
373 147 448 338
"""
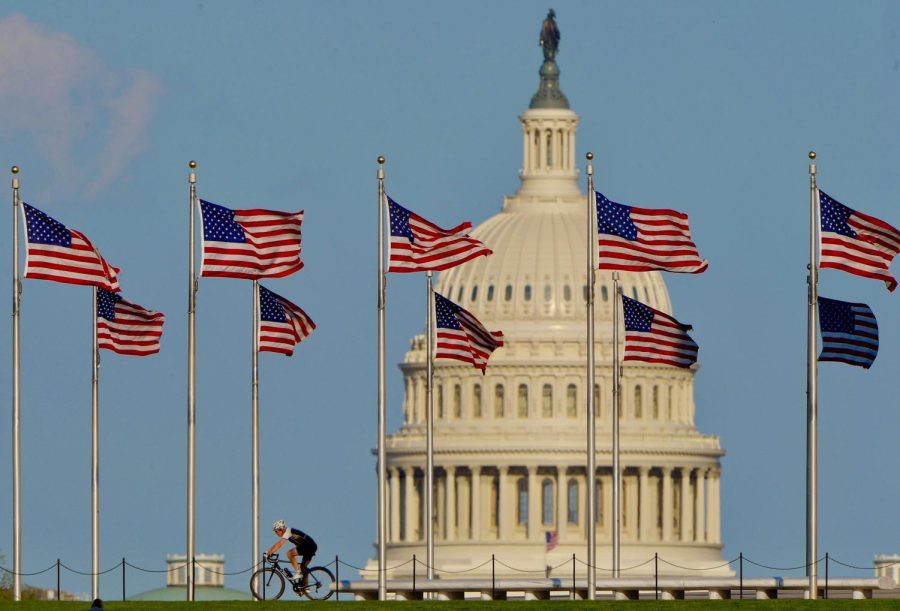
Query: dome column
556 467 567 534
695 469 707 542
638 467 651 542
662 468 674 542
390 468 401 542
446 466 457 541
471 467 481 541
498 466 511 540
528 466 540 540
709 469 721 544
680 468 693 542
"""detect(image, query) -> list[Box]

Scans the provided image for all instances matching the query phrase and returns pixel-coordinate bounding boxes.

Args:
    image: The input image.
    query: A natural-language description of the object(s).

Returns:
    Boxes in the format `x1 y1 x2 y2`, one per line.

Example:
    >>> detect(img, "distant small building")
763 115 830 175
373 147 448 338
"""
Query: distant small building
875 554 900 584
129 554 251 601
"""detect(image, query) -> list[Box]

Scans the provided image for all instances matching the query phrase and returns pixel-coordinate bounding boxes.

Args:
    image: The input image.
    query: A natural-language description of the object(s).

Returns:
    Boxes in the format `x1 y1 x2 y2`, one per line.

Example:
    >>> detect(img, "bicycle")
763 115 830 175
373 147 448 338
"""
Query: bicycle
249 553 335 600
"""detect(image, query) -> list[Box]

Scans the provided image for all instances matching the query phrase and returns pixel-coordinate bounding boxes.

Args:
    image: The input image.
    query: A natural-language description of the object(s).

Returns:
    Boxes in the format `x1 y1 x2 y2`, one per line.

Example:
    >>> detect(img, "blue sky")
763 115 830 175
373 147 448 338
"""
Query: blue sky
0 0 898 598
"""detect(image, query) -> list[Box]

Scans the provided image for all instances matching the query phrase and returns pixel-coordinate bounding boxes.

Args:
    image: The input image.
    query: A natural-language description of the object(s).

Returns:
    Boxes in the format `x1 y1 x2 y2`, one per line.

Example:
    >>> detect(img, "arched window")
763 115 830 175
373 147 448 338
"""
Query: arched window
473 384 482 418
487 285 495 302
594 479 603 525
601 285 609 302
504 285 513 301
632 286 639 300
563 285 572 301
566 384 577 418
437 385 444 419
567 479 579 524
518 384 529 417
546 131 553 166
644 287 650 302
494 384 505 417
453 384 462 418
542 479 554 525
653 386 659 419
524 285 532 301
667 386 673 420
593 383 601 417
471 286 478 301
544 284 552 302
457 285 464 302
517 478 528 526
634 385 643 419
542 384 553 417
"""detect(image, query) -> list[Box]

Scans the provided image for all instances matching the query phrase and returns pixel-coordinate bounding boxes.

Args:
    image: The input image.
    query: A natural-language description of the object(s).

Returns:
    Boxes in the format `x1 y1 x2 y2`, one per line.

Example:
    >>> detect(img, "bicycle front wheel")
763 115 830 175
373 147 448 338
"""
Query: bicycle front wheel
250 567 285 600
302 566 335 600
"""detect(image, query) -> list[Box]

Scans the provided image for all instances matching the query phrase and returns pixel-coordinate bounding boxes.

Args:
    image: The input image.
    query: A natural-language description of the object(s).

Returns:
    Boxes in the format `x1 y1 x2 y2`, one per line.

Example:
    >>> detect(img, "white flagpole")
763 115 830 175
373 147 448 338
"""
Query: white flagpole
584 152 596 600
91 288 100 600
806 151 819 599
425 272 435 584
187 160 198 601
376 156 387 600
612 274 621 580
11 165 22 601
251 280 260 588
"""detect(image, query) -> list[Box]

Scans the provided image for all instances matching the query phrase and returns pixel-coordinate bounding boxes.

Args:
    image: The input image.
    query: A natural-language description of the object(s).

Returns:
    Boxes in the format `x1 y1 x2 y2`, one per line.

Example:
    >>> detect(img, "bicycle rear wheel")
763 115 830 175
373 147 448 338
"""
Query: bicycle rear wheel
302 566 335 600
250 567 285 600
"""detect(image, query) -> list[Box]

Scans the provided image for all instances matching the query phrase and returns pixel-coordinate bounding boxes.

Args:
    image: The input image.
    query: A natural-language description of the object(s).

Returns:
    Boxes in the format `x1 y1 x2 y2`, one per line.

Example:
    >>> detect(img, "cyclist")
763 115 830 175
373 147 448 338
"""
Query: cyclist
266 519 318 587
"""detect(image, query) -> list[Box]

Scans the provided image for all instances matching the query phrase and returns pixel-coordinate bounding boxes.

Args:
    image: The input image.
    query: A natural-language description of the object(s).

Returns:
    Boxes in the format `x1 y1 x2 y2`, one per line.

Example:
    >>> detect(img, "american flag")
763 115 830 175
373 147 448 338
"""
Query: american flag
388 196 491 272
818 296 878 369
434 292 503 372
258 285 315 356
199 199 303 279
819 190 900 292
596 192 708 274
622 295 698 368
22 203 121 291
545 530 559 552
97 289 164 356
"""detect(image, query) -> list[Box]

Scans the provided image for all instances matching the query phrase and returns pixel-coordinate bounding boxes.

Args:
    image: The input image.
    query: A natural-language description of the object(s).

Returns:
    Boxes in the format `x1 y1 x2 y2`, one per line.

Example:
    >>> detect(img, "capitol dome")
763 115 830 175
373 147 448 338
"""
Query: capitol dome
369 13 728 582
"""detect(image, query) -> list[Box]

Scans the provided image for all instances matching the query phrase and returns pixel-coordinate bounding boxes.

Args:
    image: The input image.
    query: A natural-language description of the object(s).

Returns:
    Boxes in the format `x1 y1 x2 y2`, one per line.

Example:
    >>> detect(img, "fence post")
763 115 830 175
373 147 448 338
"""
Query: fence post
655 553 659 600
412 554 416 596
572 553 576 601
335 555 340 601
825 553 829 599
56 559 60 601
491 554 496 600
739 552 743 600
122 557 126 601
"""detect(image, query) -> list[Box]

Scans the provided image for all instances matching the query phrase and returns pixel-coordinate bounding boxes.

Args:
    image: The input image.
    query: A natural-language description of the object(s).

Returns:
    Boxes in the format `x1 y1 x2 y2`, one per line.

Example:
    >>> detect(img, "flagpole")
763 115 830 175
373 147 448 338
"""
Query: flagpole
187 160 198 602
11 165 22 601
806 151 819 599
584 152 596 600
612 273 621 580
376 156 387 600
91 287 100 600
251 280 260 590
425 271 435 585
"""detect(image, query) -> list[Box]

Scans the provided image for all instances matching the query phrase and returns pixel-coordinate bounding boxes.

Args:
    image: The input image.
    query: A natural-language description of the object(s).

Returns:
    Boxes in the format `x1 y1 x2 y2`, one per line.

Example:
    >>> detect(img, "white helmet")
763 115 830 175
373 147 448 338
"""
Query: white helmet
272 519 286 531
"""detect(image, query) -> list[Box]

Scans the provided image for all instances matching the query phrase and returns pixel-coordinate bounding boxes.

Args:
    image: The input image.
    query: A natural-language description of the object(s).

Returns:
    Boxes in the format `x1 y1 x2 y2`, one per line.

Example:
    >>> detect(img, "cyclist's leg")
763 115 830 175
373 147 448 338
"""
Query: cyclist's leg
299 545 316 588
286 547 302 576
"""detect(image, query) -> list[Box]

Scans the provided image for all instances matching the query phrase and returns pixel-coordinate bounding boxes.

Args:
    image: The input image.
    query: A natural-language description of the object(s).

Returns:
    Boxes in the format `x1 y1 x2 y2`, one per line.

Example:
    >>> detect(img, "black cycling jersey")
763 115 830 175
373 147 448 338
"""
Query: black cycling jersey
285 528 316 550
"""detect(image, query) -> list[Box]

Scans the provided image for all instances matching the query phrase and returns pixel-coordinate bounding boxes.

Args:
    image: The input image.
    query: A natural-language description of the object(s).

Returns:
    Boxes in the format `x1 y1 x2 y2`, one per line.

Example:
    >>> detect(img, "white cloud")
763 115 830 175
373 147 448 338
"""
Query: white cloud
0 14 162 198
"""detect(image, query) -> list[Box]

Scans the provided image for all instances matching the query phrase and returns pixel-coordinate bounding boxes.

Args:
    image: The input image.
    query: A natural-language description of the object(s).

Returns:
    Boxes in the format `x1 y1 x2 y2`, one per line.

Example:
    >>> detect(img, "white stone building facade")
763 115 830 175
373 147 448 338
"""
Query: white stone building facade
370 24 730 579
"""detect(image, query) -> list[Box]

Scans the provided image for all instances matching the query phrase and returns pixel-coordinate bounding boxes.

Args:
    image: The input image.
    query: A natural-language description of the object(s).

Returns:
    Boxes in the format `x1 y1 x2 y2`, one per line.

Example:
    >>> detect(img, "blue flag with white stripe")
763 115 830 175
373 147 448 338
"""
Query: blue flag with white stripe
817 296 878 369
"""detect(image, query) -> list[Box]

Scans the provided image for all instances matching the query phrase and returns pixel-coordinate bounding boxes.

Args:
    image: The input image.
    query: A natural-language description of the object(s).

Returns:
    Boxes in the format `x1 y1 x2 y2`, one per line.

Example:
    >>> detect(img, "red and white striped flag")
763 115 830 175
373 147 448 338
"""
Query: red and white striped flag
258 285 315 356
97 289 164 356
22 203 121 291
199 199 303 279
622 295 698 368
596 192 708 274
819 190 900 292
545 530 559 552
434 292 503 372
388 196 491 272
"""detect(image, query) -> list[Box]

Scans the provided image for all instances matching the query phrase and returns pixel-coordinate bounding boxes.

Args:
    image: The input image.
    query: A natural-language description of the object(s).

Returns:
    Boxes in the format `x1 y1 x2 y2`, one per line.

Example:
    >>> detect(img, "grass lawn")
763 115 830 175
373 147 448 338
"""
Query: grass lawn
2 602 899 610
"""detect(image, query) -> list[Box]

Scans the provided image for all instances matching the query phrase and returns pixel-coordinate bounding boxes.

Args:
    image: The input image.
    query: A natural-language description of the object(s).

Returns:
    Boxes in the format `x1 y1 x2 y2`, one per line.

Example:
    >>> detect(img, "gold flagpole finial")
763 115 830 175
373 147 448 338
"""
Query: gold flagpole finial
377 156 385 165
11 165 19 174
189 160 197 169
586 151 594 161
808 151 816 160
